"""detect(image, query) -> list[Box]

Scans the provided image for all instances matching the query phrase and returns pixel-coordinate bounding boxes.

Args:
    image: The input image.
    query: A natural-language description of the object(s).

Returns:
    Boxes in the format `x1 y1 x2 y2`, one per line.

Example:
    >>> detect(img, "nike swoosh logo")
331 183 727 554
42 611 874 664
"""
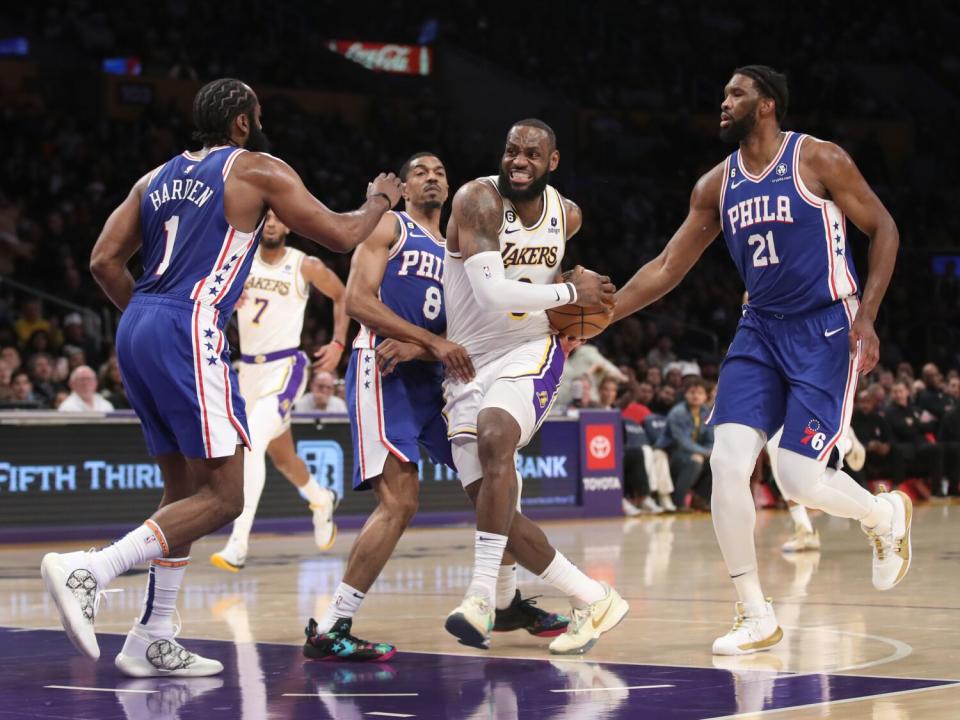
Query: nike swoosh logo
731 179 749 189
824 327 845 337
504 228 521 234
591 598 613 630
554 288 560 301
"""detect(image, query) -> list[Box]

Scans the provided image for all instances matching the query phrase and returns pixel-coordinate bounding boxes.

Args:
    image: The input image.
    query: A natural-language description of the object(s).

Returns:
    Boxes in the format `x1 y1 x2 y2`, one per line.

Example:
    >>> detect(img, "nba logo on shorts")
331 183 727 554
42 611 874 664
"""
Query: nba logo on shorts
296 440 345 499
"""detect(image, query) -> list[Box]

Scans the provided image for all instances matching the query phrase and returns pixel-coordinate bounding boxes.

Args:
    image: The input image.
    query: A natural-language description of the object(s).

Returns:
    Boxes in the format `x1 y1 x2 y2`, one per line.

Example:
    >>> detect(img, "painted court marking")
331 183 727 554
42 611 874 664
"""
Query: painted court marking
550 684 675 693
44 685 157 694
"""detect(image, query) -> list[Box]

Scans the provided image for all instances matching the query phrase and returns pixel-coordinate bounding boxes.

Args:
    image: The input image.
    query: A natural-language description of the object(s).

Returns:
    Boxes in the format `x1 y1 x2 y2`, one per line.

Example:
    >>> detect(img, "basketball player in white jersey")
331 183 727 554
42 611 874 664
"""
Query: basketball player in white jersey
441 119 629 655
210 209 344 571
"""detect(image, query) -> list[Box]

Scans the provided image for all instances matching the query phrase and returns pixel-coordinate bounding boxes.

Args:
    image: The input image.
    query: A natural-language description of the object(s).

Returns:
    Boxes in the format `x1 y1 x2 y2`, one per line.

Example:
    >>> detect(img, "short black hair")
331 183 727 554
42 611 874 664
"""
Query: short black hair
399 151 441 181
733 65 789 124
510 118 557 151
192 78 258 147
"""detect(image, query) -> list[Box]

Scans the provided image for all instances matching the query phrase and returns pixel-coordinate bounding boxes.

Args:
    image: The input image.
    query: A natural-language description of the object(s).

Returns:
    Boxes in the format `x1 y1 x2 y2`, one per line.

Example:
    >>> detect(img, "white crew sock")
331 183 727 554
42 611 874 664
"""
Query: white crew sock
539 551 606 608
299 476 330 507
859 491 894 533
732 569 767 614
466 531 508 606
137 557 189 637
317 582 366 633
88 520 167 588
496 563 518 610
789 504 814 534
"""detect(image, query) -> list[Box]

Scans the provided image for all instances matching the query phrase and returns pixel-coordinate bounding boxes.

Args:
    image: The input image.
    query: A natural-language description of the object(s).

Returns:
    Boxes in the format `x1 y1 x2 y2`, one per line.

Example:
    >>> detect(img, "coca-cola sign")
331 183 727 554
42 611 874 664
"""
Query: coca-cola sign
327 40 432 76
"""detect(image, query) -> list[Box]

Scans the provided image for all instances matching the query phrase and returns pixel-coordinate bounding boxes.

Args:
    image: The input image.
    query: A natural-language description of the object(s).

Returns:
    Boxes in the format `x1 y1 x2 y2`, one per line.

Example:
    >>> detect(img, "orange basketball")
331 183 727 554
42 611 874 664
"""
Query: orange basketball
547 303 614 340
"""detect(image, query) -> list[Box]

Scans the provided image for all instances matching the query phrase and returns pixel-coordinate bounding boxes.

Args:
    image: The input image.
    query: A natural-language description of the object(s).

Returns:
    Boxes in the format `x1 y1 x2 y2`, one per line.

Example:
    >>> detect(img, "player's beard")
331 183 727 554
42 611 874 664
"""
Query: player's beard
260 236 284 249
498 167 550 202
245 114 271 153
719 111 757 144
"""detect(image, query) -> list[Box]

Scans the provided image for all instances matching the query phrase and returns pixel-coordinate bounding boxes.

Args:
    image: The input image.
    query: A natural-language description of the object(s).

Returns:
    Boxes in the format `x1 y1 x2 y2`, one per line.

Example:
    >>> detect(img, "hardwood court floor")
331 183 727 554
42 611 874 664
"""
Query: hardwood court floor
1 502 959 718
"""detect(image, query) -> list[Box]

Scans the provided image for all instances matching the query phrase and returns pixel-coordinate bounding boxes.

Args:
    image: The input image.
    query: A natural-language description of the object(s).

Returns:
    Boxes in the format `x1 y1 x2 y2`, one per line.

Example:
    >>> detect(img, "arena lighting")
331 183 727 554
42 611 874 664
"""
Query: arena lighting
326 39 432 76
101 56 142 76
0 37 28 56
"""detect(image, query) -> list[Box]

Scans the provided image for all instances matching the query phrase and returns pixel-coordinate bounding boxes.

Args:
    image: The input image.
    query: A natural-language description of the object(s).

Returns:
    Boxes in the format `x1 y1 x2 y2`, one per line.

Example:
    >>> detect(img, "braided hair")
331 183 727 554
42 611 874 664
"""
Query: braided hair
733 65 789 124
192 79 257 147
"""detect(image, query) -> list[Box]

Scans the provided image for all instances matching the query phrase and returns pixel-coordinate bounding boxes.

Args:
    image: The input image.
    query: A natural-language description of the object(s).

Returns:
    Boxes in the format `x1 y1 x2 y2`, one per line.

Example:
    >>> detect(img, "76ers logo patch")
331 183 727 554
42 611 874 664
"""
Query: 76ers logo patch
799 420 827 451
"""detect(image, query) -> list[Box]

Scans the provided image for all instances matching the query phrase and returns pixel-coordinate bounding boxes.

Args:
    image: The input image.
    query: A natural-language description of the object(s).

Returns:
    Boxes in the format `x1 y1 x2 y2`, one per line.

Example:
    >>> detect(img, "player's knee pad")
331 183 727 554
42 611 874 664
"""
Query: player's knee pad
775 449 826 504
452 436 483 488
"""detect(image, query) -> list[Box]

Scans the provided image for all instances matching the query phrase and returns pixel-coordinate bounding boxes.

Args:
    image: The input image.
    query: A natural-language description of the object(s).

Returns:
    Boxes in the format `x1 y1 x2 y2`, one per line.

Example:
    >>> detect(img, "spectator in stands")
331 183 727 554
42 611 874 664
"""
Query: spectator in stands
294 371 347 412
555 342 627 409
886 380 947 492
0 346 21 374
14 298 50 347
649 384 676 415
657 377 714 510
0 358 13 403
621 381 654 425
646 335 676 370
852 389 902 487
63 345 87 373
621 417 663 516
664 365 684 391
26 352 61 408
9 370 40 408
918 362 955 422
58 365 114 412
62 312 102 369
598 377 620 409
645 366 663 389
98 355 130 410
53 390 70 409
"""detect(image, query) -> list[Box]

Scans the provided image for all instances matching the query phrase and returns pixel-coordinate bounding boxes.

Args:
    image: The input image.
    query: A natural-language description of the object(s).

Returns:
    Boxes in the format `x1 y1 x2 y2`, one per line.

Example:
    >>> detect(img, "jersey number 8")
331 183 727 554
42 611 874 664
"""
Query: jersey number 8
423 286 442 320
748 230 781 268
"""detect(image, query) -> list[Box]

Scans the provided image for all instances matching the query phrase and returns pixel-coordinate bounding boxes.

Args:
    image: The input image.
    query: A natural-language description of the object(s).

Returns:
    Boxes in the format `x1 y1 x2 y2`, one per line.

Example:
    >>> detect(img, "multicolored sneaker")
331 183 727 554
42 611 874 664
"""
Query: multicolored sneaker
493 591 569 637
303 618 396 662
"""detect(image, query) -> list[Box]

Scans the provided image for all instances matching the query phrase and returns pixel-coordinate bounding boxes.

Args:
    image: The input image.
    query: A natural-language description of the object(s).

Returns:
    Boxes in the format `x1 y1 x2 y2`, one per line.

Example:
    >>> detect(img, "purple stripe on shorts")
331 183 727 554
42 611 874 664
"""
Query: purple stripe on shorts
276 352 308 419
531 337 564 427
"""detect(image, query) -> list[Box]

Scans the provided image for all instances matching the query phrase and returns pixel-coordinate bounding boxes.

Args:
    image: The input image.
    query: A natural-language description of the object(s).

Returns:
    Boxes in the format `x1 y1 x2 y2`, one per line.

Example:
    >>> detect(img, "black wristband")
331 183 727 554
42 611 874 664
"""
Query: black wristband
368 192 392 208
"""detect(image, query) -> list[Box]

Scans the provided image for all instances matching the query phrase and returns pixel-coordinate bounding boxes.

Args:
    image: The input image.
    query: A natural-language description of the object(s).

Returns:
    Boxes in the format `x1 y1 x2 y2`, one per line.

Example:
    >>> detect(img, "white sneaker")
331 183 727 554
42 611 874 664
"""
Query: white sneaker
445 595 494 649
781 528 820 553
209 540 246 572
312 487 339 551
115 625 224 677
641 496 664 514
40 551 101 660
658 493 678 513
712 600 783 656
864 490 913 591
621 498 642 517
549 583 629 655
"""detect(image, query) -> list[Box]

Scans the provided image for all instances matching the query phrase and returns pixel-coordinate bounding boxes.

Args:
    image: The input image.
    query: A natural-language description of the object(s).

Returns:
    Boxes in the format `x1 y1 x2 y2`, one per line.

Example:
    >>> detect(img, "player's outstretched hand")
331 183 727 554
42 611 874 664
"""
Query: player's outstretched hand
849 314 880 374
376 339 426 376
367 173 403 208
566 265 616 309
312 342 344 374
428 337 475 383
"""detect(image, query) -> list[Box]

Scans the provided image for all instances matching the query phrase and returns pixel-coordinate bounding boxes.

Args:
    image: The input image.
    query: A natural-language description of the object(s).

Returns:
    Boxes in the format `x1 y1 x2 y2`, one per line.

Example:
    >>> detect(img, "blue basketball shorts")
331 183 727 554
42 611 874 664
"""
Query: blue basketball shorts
709 296 860 462
346 347 453 491
116 294 251 459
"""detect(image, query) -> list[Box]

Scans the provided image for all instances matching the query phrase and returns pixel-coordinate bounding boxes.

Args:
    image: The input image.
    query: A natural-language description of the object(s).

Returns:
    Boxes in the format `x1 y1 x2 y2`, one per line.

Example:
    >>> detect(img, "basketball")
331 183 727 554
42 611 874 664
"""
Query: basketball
547 303 614 339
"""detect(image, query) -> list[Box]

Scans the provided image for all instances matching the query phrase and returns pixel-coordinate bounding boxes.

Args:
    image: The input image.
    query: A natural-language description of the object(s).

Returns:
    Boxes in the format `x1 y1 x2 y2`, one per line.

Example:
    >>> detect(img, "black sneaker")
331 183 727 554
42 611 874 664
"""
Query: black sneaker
493 591 569 637
303 618 396 662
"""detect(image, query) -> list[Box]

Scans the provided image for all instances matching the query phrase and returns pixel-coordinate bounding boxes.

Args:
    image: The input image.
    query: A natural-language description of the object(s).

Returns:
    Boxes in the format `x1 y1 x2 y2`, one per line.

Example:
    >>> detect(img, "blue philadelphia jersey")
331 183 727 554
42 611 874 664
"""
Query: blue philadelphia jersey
136 146 263 318
353 210 446 351
720 131 859 316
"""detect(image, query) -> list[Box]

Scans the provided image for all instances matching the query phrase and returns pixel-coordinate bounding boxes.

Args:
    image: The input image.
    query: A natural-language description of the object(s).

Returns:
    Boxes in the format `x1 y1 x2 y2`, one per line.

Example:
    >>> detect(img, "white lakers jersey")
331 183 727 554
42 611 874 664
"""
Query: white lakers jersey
444 176 567 362
237 246 309 357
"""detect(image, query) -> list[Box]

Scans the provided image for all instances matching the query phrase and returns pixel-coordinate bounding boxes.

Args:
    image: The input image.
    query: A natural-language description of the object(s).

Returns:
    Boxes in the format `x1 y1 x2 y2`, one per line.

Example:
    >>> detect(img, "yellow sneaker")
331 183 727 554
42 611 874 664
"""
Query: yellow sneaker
712 600 782 656
548 583 629 655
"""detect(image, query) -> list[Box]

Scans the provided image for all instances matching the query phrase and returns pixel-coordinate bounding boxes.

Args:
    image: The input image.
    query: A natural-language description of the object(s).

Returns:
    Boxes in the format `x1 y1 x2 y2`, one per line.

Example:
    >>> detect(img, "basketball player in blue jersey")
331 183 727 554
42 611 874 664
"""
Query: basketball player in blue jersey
612 66 909 656
40 78 402 676
303 153 570 661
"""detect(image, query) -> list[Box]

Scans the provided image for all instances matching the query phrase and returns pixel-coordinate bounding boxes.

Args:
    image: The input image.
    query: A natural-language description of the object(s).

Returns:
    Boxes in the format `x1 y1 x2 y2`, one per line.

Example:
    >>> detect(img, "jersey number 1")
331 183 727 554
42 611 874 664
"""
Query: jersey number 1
156 215 180 275
748 230 780 268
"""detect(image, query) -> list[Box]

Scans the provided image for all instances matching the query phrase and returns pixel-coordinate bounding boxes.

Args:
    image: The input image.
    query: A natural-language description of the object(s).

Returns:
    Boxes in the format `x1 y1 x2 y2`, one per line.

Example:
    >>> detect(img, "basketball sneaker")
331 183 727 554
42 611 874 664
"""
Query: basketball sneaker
548 583 629 655
445 595 495 649
712 600 783 656
493 591 569 637
40 550 101 660
781 528 820 553
658 493 678 513
312 487 339 551
864 490 912 591
209 539 246 573
303 617 396 662
115 624 223 677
